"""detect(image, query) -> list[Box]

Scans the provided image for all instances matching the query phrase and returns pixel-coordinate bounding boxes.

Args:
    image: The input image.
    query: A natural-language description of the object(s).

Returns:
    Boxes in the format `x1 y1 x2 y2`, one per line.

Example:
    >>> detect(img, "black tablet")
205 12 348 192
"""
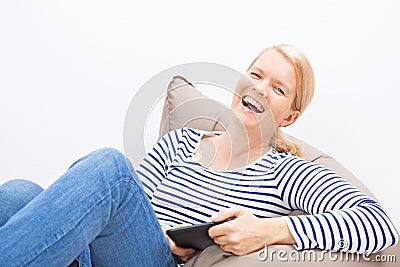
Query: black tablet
166 219 233 251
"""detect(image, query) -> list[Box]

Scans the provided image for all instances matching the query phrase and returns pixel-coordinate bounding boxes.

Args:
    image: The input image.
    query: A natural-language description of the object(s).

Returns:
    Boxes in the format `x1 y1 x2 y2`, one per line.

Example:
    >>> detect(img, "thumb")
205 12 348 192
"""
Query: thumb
211 207 246 222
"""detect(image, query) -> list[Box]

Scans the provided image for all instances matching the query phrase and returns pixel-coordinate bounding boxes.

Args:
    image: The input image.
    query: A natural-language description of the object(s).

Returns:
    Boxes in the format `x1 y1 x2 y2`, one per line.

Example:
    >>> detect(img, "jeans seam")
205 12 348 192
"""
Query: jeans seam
130 179 175 265
76 257 90 267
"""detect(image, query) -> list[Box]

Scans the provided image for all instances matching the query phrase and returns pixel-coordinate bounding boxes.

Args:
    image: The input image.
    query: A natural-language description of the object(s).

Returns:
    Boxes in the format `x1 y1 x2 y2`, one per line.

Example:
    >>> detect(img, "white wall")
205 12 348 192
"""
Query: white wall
1 0 399 230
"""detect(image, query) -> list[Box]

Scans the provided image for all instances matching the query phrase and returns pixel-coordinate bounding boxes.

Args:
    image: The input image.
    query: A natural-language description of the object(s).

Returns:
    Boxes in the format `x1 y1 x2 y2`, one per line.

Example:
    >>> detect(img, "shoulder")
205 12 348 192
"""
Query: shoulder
272 150 338 179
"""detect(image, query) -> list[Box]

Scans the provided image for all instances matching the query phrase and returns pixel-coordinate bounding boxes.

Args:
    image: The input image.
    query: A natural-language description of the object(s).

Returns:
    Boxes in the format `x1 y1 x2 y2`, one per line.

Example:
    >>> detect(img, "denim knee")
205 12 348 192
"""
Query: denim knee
93 147 138 181
0 179 43 203
91 147 125 161
0 179 44 226
69 147 138 184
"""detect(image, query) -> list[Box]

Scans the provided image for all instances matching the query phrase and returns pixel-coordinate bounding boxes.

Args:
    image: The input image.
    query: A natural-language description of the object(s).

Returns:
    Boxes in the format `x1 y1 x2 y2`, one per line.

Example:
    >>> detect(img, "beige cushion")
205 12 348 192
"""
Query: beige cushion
159 75 228 138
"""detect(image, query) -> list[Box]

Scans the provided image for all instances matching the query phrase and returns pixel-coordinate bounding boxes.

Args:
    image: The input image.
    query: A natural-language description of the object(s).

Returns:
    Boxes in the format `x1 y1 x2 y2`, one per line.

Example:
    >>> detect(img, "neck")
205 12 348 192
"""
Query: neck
196 114 276 170
224 121 272 161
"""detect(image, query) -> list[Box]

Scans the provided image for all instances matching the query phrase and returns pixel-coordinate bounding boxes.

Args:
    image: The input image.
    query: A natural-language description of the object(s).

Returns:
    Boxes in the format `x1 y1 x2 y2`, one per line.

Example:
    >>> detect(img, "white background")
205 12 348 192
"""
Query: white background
1 1 399 230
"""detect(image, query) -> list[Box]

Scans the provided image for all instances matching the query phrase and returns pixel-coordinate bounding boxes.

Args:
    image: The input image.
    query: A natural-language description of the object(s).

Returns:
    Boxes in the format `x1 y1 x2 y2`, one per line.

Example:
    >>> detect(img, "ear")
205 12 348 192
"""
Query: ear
279 110 300 127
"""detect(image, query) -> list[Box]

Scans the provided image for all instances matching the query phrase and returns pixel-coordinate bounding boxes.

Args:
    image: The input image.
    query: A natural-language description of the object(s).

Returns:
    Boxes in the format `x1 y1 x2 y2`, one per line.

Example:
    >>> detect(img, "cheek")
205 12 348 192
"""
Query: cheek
267 98 291 123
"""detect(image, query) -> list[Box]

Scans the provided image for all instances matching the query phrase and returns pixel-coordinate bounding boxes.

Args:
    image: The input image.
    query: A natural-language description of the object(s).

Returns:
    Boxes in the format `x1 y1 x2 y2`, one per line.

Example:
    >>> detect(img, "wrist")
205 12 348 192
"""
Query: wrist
263 217 296 245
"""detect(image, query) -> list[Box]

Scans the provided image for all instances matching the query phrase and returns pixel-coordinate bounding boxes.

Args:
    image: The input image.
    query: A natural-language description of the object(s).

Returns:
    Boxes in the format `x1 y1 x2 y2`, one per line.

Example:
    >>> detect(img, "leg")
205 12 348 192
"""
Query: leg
0 148 176 267
0 179 43 226
0 180 91 267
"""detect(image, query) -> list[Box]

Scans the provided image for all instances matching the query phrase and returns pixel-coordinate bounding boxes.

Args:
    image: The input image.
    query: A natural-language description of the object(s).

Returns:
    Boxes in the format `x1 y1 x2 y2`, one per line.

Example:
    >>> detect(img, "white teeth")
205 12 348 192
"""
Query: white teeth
243 96 264 113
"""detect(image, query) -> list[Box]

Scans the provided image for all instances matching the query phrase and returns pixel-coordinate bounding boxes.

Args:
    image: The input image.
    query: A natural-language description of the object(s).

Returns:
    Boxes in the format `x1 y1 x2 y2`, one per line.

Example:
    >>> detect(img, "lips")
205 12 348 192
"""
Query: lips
242 95 265 113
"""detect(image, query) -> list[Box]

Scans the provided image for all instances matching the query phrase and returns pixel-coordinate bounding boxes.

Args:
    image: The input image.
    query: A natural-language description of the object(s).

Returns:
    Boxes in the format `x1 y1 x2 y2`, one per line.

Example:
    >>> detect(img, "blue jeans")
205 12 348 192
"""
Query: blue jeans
0 148 177 267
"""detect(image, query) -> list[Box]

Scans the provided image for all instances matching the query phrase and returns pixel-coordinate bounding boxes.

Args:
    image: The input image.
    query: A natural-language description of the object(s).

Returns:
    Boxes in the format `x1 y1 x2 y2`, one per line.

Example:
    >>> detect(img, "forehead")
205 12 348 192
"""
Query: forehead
252 50 296 91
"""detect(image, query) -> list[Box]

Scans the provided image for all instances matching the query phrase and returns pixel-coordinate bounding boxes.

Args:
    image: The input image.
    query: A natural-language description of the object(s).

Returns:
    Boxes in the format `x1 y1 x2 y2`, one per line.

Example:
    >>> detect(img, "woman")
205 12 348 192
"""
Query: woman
0 44 398 266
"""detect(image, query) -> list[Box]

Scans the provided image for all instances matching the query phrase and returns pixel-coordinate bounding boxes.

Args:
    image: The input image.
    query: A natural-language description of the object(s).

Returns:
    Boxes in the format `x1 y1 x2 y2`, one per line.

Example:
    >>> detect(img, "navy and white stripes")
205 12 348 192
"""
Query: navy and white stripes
137 128 398 253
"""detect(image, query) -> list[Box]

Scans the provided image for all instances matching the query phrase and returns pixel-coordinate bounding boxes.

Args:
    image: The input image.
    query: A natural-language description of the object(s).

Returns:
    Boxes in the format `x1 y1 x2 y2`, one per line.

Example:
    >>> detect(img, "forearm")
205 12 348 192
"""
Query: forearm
282 206 399 253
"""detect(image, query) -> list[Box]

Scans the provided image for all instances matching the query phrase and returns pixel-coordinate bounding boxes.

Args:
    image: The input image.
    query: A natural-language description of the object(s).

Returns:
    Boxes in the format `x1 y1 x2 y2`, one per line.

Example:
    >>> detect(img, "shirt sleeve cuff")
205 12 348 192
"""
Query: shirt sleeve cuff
283 216 306 250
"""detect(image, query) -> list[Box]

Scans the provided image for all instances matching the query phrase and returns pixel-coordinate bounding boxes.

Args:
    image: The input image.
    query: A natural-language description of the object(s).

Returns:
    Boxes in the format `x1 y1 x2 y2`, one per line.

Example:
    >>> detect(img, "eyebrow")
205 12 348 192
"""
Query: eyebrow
251 66 291 92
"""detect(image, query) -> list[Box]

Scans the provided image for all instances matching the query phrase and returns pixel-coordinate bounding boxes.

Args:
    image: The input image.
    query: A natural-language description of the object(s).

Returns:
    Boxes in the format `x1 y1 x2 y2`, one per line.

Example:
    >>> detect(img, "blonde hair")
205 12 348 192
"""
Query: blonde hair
248 44 315 158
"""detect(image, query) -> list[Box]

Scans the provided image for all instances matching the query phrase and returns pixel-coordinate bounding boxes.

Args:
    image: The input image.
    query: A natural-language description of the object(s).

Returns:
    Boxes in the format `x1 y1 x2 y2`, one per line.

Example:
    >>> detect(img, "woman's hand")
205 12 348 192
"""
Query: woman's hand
161 224 197 263
208 207 295 256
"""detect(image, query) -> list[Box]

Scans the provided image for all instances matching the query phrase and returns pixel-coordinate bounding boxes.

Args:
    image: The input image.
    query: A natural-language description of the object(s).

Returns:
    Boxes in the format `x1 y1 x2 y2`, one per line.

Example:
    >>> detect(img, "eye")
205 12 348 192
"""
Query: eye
273 86 286 96
250 72 262 79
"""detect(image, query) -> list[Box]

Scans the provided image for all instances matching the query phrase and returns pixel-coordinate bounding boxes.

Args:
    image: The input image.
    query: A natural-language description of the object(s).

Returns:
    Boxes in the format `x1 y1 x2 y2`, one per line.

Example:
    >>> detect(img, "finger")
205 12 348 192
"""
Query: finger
208 217 237 238
174 247 195 257
211 207 246 222
209 223 229 238
173 247 196 258
176 249 197 263
220 244 233 253
213 235 230 246
170 242 195 257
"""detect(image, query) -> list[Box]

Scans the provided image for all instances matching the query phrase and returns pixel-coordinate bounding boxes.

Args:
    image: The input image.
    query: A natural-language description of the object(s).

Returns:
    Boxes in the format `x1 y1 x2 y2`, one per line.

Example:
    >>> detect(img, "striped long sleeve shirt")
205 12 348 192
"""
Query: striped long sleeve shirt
137 128 398 254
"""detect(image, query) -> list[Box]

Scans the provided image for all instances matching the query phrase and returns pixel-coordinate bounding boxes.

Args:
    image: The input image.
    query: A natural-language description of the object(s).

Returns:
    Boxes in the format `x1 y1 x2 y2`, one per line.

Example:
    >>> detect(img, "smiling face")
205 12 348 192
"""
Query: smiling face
231 49 300 130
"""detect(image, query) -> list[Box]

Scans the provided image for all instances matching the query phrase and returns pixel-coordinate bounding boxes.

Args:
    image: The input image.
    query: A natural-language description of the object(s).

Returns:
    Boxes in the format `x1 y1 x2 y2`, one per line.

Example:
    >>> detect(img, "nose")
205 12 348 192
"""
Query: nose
252 76 271 97
253 85 269 99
